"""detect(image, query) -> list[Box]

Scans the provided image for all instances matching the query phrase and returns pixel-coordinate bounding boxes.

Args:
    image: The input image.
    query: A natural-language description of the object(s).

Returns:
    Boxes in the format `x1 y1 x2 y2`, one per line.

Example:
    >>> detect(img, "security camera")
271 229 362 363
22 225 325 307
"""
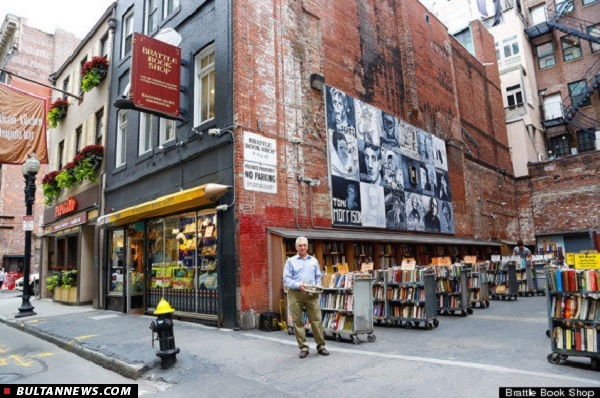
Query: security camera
208 128 221 136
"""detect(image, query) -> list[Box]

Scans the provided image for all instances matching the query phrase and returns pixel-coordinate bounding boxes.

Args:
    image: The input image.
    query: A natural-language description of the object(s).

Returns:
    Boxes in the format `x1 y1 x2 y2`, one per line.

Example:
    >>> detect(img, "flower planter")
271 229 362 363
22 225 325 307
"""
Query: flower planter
52 286 78 304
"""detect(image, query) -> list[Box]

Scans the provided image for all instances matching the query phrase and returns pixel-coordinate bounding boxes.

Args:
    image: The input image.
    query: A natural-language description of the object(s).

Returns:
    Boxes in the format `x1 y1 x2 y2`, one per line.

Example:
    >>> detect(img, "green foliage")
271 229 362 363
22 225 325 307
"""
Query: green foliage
61 269 78 289
81 68 107 92
46 271 63 291
43 182 61 205
74 156 100 183
55 169 76 189
46 98 69 128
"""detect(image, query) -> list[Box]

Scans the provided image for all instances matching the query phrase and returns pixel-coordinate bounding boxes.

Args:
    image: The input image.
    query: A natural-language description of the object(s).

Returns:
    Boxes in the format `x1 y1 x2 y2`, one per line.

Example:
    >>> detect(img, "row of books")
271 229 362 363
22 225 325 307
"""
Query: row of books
321 273 355 289
491 285 508 294
323 312 354 331
551 295 600 321
433 265 463 278
467 277 481 288
548 268 599 292
353 244 374 256
373 302 385 318
320 293 354 310
323 242 345 253
517 281 534 292
388 304 428 319
469 291 481 301
388 267 424 283
148 288 219 314
323 254 347 266
553 326 599 353
373 285 386 300
379 244 396 256
387 286 426 302
437 295 464 309
488 273 510 284
436 279 461 293
379 257 398 268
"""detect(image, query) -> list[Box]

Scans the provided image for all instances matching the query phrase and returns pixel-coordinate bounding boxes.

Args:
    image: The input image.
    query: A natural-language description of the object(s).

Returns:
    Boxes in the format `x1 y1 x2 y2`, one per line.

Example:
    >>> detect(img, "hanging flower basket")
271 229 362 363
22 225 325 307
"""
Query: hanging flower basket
73 145 104 183
81 56 109 92
47 98 69 128
42 170 61 205
56 162 76 189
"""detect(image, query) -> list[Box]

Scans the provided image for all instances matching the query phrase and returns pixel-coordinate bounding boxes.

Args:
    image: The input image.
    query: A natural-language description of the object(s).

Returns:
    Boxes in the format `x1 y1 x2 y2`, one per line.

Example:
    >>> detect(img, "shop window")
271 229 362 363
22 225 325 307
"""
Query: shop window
561 36 582 62
586 24 600 53
536 42 555 69
194 44 215 127
568 80 591 108
127 223 145 295
109 230 125 294
577 130 595 153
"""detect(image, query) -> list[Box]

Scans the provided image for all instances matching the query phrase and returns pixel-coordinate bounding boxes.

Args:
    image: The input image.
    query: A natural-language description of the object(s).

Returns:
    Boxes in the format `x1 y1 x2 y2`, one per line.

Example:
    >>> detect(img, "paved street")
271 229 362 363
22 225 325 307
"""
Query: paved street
0 291 599 397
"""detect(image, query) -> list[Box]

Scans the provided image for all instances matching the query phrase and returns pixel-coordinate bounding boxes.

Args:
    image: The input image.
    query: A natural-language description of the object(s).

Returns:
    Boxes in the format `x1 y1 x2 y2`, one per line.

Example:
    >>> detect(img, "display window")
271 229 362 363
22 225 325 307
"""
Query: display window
147 209 218 315
108 230 125 294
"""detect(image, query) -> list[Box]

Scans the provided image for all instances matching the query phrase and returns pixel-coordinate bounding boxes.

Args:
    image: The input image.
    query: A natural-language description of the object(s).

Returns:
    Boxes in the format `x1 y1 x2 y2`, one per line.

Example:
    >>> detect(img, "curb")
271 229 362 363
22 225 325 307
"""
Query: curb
0 317 148 379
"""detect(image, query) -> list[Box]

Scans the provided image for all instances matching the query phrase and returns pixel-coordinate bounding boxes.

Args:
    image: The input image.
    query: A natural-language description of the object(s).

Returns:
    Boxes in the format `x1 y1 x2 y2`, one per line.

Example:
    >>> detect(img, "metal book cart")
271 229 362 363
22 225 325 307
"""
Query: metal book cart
516 259 536 297
467 263 490 308
385 270 439 329
488 262 518 301
435 264 473 317
531 259 547 296
545 267 600 371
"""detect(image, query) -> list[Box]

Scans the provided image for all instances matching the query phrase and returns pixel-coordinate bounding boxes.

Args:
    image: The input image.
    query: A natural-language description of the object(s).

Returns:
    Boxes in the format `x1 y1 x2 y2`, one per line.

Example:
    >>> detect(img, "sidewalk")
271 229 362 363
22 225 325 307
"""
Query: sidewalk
1 290 600 397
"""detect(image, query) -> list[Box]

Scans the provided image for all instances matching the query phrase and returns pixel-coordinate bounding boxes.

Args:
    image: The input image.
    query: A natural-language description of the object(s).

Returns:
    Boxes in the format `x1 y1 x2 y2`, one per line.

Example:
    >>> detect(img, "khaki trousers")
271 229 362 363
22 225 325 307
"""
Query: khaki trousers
288 288 326 351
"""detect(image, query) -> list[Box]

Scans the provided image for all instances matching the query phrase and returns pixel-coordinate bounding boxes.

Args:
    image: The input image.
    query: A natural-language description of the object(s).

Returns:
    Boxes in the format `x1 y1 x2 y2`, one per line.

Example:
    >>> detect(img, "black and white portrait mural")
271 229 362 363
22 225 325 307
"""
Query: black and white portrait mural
326 85 454 233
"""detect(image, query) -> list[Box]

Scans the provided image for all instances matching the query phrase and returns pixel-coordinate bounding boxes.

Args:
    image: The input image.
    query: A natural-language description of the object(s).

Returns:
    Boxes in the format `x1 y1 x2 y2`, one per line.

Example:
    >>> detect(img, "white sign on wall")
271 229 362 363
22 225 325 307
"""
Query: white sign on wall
243 132 277 194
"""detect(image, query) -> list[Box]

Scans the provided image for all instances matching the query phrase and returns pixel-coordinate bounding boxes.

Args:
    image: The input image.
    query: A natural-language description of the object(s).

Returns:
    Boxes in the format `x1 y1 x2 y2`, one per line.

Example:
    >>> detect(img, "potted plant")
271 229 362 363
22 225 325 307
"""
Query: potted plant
73 145 104 183
46 269 63 300
42 170 61 205
55 162 76 189
47 98 69 128
81 56 109 92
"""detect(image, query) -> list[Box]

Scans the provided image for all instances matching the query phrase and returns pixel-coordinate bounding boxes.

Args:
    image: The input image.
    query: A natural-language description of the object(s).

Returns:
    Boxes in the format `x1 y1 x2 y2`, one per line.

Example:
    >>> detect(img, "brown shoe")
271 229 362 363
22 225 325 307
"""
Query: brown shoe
318 348 330 356
299 350 309 359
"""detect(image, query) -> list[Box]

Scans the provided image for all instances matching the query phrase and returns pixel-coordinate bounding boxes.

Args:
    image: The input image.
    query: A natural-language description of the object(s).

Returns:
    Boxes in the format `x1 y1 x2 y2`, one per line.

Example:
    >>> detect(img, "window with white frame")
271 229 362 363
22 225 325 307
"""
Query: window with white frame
116 111 128 167
75 125 83 154
506 84 523 107
194 44 215 126
587 24 600 54
139 113 155 155
62 77 70 99
100 35 109 58
536 42 555 69
58 141 64 170
121 10 134 59
163 0 179 18
561 36 582 61
144 0 159 34
159 118 176 145
530 4 547 25
502 35 519 58
95 108 104 146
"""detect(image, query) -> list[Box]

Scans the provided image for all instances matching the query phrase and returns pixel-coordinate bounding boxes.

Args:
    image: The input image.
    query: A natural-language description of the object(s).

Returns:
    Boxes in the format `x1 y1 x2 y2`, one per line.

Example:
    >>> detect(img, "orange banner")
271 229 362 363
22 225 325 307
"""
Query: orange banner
0 83 48 164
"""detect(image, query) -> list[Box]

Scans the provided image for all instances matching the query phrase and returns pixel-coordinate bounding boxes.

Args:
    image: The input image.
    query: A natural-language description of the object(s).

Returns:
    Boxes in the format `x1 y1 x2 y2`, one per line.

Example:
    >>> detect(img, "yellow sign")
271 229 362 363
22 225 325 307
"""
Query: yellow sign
337 263 349 274
573 253 600 269
566 253 575 266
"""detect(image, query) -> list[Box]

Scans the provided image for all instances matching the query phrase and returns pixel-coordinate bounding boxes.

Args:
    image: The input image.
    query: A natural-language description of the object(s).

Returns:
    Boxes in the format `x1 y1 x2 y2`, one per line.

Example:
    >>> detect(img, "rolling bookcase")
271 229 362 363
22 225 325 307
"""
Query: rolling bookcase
467 263 490 308
385 266 439 329
545 266 600 371
320 272 376 344
488 261 518 300
531 256 547 296
372 269 386 323
515 258 535 297
434 264 473 317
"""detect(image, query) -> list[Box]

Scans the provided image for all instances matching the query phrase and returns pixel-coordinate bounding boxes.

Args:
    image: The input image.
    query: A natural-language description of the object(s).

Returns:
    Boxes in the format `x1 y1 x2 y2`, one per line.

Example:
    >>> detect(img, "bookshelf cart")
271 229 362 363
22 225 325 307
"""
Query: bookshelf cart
320 273 376 344
531 257 547 296
434 264 472 317
468 263 490 308
488 261 518 300
372 269 386 324
545 266 600 371
386 267 439 329
515 259 535 297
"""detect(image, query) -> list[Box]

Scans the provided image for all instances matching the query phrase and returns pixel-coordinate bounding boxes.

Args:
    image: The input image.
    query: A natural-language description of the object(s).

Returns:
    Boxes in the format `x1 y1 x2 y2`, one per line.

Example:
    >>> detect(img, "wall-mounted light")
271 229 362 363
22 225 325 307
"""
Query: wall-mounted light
310 73 325 91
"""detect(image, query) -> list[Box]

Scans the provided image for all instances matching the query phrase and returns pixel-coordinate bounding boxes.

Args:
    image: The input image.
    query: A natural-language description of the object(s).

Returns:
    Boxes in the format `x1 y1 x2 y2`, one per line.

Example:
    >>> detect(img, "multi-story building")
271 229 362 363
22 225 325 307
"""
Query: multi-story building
0 14 79 284
38 3 116 306
93 0 517 329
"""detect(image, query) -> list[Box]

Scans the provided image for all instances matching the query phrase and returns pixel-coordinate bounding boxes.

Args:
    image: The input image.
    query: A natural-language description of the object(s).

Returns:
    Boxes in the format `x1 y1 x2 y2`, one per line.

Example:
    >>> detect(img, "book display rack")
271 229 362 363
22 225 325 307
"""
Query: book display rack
531 256 548 296
467 263 490 308
515 259 536 297
487 261 518 300
434 264 473 317
372 269 386 323
545 266 600 371
320 272 376 344
385 267 439 329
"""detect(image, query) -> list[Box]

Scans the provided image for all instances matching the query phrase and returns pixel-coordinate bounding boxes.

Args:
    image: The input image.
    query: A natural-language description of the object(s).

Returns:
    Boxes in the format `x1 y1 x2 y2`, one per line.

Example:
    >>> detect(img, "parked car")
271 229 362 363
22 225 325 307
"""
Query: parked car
14 273 39 293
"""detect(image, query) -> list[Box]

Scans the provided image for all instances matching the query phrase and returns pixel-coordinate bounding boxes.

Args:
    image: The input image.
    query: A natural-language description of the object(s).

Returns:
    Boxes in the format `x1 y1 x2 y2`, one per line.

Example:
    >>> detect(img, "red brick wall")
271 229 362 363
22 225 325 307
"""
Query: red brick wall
233 0 516 315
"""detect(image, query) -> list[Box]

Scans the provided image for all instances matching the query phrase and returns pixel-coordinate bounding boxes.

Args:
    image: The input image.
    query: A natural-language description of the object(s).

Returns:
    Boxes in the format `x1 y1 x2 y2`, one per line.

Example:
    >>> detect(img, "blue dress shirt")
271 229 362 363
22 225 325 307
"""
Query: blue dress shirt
283 254 322 290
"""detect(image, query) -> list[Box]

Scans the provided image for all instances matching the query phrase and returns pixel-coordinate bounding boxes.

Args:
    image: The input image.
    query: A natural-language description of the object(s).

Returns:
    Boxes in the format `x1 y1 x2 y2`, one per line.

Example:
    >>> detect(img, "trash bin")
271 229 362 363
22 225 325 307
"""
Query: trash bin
533 262 547 295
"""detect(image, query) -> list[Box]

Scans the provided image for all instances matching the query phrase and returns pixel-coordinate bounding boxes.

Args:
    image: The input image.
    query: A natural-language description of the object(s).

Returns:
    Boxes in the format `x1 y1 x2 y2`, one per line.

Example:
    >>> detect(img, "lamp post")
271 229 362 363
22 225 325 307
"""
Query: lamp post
16 152 40 318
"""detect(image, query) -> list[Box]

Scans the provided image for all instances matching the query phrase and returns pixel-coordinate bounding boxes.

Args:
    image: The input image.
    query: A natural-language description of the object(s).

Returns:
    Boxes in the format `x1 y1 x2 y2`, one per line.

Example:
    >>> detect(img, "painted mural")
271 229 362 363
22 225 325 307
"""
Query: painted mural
326 85 454 234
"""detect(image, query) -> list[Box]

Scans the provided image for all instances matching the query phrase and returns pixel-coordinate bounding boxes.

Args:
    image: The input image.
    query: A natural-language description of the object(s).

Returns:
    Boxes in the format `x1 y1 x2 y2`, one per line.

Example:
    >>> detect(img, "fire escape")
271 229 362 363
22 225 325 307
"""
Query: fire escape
525 0 599 156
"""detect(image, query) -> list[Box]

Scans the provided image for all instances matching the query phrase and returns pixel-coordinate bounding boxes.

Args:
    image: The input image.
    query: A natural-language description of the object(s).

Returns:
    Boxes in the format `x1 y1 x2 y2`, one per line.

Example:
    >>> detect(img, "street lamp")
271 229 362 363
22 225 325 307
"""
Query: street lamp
16 152 40 318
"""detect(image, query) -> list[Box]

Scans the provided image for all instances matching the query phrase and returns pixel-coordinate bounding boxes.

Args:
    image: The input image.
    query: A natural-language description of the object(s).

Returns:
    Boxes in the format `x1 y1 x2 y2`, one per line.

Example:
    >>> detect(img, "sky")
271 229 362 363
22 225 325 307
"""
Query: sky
0 0 115 39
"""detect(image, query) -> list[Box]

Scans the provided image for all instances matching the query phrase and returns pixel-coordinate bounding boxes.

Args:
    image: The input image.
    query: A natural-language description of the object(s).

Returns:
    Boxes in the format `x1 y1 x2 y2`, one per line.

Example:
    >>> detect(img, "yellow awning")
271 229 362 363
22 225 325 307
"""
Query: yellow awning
97 183 229 227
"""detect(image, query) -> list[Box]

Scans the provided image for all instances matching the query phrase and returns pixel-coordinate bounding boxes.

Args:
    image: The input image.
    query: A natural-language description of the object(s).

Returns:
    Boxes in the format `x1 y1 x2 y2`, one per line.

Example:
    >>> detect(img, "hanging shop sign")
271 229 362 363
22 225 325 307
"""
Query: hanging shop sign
0 83 48 164
130 33 181 119
55 197 77 218
243 131 277 194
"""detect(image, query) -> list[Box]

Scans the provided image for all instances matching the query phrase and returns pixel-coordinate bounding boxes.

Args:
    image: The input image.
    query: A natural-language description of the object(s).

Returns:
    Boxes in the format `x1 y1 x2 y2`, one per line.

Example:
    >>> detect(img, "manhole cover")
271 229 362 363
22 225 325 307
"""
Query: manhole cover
0 374 22 383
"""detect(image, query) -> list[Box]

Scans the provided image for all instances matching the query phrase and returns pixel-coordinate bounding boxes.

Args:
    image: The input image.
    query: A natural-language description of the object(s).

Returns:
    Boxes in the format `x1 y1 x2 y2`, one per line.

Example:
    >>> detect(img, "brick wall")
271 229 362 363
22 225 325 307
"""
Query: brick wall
233 0 518 315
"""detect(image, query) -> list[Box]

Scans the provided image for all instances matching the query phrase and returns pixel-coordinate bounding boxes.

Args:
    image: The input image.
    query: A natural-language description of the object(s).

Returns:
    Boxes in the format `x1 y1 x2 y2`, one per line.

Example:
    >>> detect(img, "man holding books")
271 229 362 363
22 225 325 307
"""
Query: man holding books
283 236 330 358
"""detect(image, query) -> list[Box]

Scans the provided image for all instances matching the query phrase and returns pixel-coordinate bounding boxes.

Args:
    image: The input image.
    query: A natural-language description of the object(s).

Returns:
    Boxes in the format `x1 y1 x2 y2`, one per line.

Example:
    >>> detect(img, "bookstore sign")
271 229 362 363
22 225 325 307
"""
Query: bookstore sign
243 131 277 194
572 252 600 269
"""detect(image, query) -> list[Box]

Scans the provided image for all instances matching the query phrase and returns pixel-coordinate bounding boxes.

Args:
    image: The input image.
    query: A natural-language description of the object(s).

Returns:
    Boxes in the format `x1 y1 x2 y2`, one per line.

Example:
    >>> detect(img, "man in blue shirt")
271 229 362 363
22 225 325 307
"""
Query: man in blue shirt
283 236 330 358
513 240 532 259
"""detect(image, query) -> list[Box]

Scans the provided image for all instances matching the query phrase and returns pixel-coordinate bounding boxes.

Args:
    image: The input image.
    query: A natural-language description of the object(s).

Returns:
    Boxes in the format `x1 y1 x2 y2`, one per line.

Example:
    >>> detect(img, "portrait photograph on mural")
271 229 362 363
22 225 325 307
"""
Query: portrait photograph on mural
325 85 454 234
331 176 362 226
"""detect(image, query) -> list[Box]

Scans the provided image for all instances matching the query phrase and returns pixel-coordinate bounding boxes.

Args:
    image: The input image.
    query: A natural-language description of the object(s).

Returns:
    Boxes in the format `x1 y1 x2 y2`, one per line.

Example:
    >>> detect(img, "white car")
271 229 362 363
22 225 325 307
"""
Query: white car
14 273 40 292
